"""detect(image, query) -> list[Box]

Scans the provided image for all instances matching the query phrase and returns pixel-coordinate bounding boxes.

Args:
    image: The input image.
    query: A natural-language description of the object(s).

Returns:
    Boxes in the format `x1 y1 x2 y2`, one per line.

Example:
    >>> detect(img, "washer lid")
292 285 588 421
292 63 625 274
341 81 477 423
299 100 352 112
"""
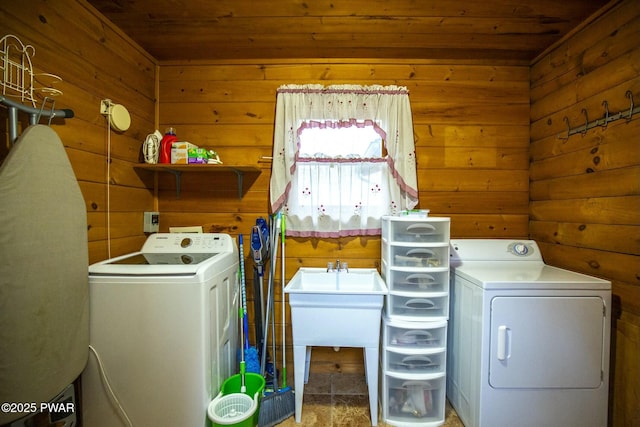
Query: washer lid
454 262 611 290
88 233 238 276
88 251 225 276
103 251 217 265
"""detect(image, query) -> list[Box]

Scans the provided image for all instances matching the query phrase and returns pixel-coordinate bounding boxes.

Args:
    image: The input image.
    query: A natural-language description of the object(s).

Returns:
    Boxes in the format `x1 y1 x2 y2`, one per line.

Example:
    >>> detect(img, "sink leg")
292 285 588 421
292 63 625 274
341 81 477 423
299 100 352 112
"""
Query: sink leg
304 346 312 384
363 348 368 385
365 346 379 426
293 345 307 423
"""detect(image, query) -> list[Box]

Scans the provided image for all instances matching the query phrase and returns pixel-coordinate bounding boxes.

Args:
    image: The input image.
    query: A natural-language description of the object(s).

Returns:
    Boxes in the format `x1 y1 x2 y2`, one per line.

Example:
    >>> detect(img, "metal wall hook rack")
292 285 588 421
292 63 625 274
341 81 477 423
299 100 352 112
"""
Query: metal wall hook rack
558 90 638 140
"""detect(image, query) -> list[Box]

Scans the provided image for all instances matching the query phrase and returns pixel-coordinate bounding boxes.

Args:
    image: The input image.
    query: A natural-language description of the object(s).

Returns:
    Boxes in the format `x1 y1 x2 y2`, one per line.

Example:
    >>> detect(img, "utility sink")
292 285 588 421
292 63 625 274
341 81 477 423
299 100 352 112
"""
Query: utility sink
284 267 387 347
285 267 388 426
285 267 388 294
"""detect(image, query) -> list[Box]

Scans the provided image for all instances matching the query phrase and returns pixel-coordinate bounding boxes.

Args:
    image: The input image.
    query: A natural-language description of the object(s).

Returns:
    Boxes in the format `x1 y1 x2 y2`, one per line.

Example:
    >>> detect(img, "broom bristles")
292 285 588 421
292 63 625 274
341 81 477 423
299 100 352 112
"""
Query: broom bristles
258 388 295 427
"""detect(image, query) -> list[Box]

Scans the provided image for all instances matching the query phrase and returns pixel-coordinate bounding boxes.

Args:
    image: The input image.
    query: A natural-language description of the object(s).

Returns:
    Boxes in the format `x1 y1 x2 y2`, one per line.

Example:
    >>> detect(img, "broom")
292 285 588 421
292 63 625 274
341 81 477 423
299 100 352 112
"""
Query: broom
278 214 295 404
258 212 295 427
260 214 280 389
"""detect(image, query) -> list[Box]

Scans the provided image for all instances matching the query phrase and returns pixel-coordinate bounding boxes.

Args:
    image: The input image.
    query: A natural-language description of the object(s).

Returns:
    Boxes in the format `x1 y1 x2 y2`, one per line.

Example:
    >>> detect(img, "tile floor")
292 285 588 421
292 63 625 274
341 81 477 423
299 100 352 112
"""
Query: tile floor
275 372 464 427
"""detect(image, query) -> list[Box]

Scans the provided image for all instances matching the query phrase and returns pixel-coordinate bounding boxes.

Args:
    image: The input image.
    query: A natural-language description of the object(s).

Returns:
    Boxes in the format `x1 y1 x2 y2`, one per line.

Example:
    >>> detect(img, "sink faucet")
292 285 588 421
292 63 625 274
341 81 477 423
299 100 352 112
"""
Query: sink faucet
327 260 348 272
336 260 348 273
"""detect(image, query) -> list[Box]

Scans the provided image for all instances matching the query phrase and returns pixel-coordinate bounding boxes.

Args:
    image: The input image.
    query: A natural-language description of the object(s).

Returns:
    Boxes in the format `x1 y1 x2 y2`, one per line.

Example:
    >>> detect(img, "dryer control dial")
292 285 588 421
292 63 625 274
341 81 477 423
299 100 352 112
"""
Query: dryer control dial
508 242 534 256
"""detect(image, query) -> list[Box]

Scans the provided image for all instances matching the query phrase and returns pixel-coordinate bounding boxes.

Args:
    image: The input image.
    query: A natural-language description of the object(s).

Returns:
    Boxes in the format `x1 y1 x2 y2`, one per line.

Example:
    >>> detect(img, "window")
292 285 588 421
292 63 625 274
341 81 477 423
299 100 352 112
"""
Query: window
289 120 391 237
298 121 384 158
270 85 419 238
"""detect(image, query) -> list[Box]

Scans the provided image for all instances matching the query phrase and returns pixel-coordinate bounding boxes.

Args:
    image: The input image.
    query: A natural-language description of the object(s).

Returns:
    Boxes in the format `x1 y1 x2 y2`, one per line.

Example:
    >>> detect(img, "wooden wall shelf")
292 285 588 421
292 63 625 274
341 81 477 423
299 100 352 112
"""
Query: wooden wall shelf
134 164 261 199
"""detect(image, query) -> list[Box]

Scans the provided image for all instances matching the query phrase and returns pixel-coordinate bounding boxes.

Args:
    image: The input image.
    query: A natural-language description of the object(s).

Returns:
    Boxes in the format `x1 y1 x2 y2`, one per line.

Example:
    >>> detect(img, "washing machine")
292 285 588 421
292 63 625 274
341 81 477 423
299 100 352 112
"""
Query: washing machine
447 239 611 427
82 233 239 427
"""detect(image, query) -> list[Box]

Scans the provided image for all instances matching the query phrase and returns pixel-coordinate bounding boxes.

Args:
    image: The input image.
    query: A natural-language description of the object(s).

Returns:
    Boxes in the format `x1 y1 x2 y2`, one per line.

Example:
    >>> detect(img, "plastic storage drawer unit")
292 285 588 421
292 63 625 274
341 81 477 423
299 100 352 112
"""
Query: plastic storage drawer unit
380 215 450 427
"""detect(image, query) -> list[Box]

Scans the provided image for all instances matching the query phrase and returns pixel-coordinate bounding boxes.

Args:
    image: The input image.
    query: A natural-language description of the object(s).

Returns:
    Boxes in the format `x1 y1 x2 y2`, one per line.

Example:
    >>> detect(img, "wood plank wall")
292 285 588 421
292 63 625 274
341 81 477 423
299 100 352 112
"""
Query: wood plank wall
530 1 640 425
0 0 157 264
2 1 636 424
157 60 530 373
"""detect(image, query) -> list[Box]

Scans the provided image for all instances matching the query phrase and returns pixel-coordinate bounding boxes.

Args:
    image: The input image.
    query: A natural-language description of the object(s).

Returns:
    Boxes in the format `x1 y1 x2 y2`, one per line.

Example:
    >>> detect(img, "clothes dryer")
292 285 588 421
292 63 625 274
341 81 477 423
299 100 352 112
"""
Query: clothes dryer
447 239 611 427
82 233 239 427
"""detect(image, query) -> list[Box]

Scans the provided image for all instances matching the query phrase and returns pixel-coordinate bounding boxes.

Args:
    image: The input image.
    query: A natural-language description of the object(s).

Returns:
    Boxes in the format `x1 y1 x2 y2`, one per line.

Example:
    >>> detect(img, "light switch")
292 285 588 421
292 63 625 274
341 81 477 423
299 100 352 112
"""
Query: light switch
144 211 159 233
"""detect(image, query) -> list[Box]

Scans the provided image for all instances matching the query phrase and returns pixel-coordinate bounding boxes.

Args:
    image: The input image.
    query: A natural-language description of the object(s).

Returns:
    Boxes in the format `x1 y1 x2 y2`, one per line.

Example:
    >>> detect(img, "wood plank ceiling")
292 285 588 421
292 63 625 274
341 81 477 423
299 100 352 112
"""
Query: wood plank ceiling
87 0 611 62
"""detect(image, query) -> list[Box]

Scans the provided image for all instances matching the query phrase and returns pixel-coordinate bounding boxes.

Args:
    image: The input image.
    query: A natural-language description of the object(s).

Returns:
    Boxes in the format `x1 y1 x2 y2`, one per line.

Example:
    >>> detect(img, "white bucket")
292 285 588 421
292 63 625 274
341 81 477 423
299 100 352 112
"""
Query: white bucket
208 392 257 426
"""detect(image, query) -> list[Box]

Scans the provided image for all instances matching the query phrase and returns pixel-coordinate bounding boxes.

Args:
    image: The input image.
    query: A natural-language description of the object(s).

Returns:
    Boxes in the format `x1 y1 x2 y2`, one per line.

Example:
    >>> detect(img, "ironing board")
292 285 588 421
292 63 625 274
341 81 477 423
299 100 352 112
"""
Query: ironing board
0 124 89 424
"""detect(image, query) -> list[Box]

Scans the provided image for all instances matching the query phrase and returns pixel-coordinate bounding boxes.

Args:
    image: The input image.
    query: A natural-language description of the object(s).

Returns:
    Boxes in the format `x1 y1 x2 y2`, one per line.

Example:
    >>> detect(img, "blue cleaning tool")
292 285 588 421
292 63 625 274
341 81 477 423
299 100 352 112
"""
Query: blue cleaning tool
238 234 261 374
256 217 269 250
251 217 270 275
251 217 271 357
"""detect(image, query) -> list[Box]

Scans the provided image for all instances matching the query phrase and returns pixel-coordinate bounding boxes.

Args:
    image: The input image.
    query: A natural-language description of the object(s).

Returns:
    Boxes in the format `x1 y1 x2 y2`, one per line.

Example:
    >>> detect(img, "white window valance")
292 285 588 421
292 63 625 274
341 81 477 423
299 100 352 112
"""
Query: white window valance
270 84 419 237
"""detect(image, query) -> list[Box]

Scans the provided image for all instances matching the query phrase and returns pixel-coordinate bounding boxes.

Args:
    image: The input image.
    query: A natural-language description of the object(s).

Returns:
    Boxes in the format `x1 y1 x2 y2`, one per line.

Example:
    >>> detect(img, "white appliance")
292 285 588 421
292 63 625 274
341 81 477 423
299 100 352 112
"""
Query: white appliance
82 233 239 427
8 383 77 427
447 239 611 427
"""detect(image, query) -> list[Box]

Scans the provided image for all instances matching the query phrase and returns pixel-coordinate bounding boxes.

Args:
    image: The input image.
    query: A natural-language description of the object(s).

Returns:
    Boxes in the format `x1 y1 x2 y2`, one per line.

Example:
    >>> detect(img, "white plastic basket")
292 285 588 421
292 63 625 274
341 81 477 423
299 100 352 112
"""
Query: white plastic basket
208 392 257 426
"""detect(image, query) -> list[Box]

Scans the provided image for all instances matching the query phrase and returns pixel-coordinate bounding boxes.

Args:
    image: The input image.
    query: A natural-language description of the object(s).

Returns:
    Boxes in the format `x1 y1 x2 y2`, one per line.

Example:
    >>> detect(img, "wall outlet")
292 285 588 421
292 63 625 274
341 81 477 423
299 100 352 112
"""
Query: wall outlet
144 211 159 233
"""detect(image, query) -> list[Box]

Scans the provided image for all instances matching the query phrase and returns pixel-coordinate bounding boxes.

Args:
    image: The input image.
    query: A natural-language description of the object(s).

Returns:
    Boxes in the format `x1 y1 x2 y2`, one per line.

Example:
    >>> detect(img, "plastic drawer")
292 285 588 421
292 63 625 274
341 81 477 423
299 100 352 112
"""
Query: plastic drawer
381 372 446 426
384 349 446 376
382 217 450 243
386 293 448 320
382 267 449 294
384 244 449 269
384 318 447 351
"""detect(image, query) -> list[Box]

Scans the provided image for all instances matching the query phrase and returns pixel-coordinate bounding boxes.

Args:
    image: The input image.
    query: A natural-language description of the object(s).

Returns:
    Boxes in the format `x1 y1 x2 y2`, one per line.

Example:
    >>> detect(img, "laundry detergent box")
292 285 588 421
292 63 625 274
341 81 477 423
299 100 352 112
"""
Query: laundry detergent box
171 142 198 164
188 147 210 164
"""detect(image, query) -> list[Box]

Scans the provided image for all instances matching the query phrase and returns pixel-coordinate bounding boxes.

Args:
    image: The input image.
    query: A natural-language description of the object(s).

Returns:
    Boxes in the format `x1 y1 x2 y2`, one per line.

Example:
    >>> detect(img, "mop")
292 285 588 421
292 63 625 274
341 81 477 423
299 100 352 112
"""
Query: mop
258 212 295 427
238 234 260 374
237 239 247 393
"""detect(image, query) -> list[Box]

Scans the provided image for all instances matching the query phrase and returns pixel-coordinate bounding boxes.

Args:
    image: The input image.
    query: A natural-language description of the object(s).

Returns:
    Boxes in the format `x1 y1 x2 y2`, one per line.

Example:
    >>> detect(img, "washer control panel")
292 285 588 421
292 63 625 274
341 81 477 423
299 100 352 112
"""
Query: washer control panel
142 233 236 253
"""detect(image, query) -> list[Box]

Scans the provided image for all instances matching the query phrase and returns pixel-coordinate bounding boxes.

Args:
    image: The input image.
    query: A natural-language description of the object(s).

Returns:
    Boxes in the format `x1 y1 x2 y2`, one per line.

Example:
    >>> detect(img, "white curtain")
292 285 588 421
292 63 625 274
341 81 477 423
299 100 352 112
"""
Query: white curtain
270 84 418 237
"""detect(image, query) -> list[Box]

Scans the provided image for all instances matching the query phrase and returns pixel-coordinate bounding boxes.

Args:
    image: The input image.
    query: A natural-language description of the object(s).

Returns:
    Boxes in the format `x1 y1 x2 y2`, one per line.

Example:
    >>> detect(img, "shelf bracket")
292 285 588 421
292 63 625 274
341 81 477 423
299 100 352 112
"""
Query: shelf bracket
231 168 244 199
165 169 182 199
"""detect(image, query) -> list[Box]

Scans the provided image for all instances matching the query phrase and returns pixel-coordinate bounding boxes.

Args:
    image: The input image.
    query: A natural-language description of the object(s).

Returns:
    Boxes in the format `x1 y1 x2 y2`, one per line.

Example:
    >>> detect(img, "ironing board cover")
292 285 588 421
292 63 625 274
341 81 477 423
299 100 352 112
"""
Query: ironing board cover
0 125 89 424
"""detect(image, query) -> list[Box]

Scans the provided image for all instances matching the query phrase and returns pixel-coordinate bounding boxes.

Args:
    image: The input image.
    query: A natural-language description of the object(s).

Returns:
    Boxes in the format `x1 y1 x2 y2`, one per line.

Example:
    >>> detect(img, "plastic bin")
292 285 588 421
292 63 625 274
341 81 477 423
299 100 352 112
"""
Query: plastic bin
221 373 265 398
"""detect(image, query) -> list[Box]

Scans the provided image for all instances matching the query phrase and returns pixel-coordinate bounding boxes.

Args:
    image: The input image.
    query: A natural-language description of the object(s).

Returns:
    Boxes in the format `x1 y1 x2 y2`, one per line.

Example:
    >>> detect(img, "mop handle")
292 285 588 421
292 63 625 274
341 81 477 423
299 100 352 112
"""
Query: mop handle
238 234 246 392
239 234 250 350
272 213 281 391
239 235 247 316
260 214 279 376
280 213 288 388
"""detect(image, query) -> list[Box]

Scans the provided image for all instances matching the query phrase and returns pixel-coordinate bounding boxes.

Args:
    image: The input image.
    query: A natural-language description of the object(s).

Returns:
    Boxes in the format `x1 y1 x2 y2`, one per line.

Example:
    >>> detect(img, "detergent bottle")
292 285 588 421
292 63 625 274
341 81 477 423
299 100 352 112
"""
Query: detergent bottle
159 127 177 164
